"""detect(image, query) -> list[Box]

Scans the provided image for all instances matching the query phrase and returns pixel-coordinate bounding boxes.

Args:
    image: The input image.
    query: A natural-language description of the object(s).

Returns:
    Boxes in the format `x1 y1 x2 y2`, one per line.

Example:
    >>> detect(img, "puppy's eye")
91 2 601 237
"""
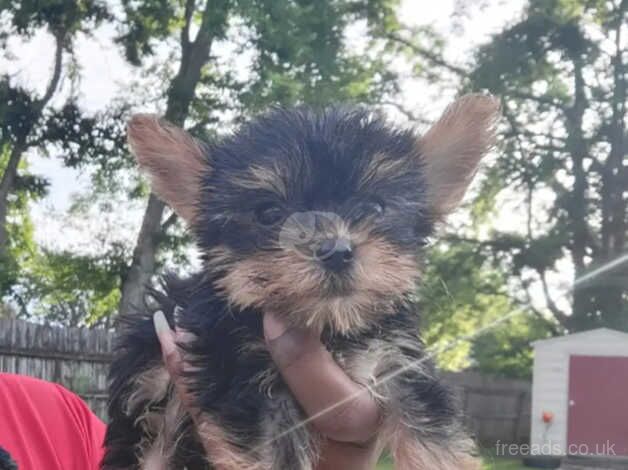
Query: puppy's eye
255 202 284 226
356 199 385 220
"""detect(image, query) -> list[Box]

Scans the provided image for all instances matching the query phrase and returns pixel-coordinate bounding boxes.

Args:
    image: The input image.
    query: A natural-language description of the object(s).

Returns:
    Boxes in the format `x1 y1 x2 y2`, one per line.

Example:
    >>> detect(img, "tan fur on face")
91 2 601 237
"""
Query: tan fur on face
419 93 500 217
127 114 207 223
210 235 418 334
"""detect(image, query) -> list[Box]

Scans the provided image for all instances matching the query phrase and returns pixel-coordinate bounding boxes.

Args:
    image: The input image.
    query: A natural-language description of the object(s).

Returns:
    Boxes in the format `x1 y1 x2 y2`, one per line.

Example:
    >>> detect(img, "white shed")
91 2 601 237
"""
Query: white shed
530 328 628 457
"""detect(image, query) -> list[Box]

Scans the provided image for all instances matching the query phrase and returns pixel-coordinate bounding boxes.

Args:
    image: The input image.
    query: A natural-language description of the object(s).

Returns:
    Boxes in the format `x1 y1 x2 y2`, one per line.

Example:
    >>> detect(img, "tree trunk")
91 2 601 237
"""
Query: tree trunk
117 0 230 317
564 56 593 332
118 194 166 315
0 142 26 257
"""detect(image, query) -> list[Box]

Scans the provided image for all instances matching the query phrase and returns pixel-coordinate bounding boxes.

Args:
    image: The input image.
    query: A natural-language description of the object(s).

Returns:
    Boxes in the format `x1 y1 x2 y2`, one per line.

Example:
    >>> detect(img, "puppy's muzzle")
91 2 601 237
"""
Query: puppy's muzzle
316 237 354 273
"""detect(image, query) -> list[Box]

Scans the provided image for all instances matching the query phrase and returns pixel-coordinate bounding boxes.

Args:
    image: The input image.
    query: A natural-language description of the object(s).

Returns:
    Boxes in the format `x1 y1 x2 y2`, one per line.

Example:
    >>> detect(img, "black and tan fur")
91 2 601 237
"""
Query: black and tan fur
102 95 500 469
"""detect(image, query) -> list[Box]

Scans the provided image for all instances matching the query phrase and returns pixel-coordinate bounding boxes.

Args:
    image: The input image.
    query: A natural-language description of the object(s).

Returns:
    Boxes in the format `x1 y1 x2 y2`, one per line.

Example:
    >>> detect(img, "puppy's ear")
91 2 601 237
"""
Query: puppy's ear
419 93 500 217
128 114 207 224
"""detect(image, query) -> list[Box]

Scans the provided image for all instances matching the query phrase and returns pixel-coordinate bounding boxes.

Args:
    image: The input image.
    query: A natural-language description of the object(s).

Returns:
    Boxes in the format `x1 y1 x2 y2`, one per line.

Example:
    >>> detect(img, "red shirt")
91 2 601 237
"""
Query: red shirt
0 373 106 470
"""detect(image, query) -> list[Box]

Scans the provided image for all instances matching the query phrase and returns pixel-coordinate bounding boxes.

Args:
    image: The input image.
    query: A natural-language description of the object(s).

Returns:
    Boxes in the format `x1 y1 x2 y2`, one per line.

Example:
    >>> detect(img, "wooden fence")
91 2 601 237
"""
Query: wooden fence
0 318 113 419
0 318 531 445
443 371 531 446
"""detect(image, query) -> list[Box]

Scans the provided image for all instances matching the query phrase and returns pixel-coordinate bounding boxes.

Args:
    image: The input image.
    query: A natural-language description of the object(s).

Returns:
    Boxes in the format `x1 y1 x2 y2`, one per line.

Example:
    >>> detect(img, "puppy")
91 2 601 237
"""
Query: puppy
102 94 499 470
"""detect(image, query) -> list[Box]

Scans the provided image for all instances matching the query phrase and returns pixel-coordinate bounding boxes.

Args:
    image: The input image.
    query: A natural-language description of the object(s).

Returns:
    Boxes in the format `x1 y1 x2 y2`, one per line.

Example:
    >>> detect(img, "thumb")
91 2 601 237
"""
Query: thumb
262 313 381 443
263 313 323 369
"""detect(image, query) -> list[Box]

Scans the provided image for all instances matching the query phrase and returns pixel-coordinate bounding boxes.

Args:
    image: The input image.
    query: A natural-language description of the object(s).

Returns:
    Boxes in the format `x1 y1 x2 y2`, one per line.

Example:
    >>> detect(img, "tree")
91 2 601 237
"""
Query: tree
116 0 410 316
0 1 131 327
15 248 127 327
0 0 117 285
467 0 627 332
0 0 109 249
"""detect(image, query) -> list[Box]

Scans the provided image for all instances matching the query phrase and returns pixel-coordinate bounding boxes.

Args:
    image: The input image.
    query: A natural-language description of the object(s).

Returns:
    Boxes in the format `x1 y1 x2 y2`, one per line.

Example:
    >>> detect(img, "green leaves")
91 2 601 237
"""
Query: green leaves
39 103 128 170
237 0 398 111
0 78 39 143
0 0 110 36
419 241 553 378
17 248 126 327
0 145 38 296
472 312 550 379
116 0 179 65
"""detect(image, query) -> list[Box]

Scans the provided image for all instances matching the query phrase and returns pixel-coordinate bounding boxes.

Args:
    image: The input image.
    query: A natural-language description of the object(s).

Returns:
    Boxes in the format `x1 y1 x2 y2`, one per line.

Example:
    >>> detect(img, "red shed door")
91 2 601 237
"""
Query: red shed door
567 355 628 457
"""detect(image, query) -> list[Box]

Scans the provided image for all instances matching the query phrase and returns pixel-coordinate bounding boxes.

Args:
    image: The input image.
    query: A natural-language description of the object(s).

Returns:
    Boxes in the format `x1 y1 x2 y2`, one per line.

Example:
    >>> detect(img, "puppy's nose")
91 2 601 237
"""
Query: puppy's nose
316 237 353 272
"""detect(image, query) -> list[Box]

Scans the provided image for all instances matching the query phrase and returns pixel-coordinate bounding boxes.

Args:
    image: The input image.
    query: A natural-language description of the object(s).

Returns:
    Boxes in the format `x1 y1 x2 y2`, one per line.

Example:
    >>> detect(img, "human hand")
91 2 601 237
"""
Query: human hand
263 313 382 470
153 311 382 470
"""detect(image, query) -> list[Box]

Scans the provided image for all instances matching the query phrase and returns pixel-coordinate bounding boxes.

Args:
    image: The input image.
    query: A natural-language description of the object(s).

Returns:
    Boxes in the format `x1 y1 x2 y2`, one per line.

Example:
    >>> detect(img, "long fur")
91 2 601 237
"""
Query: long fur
103 105 489 469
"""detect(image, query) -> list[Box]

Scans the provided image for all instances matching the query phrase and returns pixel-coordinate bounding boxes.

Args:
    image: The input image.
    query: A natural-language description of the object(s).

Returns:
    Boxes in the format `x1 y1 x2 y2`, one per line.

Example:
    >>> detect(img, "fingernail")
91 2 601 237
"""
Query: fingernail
153 311 170 335
264 313 289 341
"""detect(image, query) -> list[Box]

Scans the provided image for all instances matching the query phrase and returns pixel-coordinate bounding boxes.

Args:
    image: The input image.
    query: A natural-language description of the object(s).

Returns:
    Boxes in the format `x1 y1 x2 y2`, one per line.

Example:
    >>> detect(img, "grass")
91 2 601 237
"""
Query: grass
480 448 528 470
376 451 528 469
481 456 528 470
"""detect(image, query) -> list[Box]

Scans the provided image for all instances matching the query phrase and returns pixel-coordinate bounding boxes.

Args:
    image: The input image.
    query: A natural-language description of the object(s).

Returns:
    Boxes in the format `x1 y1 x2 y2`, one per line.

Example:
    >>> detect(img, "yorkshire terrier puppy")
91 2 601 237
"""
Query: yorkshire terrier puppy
102 94 499 470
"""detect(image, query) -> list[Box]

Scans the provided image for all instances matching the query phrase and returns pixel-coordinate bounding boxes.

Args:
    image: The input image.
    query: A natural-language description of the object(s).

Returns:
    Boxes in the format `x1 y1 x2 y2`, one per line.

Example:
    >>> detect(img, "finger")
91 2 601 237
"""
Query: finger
153 311 181 376
264 313 381 444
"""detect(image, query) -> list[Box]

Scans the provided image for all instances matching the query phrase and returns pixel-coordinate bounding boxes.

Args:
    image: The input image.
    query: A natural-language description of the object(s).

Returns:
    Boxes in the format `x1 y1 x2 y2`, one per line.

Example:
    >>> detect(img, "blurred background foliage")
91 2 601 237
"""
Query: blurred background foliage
1 0 626 378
